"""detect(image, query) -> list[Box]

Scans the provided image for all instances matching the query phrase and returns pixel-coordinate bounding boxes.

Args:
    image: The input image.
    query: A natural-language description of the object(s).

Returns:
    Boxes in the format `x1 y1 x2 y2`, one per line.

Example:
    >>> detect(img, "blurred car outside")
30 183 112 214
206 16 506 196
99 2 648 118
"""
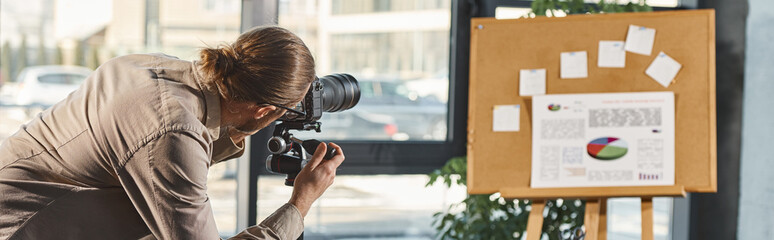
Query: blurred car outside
295 77 448 142
0 65 92 116
357 78 448 141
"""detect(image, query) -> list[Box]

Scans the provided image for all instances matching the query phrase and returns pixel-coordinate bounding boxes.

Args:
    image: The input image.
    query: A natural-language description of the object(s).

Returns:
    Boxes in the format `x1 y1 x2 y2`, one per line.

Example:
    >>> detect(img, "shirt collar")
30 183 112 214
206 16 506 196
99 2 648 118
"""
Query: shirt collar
191 61 222 139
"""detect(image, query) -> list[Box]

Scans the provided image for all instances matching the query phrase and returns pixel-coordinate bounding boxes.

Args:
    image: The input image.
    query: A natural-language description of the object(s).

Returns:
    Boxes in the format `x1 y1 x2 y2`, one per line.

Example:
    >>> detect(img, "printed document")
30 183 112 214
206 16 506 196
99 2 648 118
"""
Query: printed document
530 92 675 188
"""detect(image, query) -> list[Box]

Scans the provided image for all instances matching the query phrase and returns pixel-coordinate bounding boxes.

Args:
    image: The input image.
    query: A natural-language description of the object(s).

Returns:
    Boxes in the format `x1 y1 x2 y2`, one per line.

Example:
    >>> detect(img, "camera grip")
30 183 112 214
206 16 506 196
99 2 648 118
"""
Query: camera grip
302 139 336 160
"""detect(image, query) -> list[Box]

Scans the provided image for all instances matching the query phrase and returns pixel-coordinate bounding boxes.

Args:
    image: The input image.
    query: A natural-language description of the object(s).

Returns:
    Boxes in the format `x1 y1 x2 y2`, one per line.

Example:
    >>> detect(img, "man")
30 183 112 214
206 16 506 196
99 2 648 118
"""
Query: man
0 26 341 239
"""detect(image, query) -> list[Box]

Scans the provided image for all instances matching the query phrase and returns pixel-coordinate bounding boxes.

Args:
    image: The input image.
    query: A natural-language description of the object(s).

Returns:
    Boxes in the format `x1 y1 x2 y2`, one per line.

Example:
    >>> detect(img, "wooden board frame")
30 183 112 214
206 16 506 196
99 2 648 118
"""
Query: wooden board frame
467 10 716 199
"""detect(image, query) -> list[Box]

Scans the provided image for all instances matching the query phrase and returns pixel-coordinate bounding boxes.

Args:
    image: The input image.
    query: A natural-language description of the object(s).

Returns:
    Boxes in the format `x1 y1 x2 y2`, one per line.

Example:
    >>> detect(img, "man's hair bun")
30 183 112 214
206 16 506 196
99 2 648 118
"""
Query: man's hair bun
198 26 314 106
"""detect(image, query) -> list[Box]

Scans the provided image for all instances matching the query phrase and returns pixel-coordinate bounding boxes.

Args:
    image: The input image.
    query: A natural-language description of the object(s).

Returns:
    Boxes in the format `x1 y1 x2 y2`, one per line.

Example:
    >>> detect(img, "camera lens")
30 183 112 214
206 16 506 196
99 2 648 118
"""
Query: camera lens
319 74 360 112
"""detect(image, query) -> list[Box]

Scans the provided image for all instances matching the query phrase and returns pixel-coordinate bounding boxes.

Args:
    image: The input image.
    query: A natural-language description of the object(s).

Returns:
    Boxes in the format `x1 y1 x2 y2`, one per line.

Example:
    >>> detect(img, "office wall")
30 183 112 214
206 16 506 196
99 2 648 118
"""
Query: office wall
737 0 774 239
691 0 746 239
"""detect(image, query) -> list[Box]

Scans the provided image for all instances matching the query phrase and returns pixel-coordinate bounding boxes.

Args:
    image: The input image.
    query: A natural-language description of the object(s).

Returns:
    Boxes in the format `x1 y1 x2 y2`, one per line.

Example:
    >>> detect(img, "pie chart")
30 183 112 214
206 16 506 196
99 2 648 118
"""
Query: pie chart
587 137 628 160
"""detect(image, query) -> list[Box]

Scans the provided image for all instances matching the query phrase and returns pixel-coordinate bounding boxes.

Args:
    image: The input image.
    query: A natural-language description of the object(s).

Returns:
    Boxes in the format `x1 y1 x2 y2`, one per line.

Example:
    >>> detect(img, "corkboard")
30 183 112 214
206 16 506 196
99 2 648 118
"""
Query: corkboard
467 10 716 199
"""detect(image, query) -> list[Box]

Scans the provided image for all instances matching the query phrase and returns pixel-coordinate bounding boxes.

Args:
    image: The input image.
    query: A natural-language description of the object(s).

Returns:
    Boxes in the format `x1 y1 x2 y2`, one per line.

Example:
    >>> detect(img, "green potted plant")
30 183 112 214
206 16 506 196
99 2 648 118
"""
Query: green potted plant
531 0 652 17
427 157 585 240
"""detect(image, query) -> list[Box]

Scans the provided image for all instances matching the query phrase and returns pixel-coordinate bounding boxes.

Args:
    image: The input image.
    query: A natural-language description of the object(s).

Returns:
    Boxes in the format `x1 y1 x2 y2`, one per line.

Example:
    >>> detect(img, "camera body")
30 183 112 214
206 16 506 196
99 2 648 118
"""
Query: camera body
279 78 324 123
266 73 360 186
279 74 360 125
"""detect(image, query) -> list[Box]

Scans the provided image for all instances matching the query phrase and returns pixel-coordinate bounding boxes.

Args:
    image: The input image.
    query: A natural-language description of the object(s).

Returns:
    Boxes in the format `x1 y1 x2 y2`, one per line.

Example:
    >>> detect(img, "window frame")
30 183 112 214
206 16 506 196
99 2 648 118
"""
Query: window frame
246 1 468 175
241 0 469 226
239 0 693 236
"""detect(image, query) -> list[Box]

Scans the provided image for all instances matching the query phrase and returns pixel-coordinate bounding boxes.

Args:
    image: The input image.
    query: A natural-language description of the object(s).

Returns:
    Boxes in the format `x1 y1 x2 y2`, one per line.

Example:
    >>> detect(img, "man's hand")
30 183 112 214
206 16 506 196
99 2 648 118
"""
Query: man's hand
288 142 345 217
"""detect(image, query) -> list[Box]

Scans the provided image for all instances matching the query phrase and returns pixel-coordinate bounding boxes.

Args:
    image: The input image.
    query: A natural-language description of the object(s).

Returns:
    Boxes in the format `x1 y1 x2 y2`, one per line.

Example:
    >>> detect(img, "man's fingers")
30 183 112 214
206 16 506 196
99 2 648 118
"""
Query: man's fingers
303 142 327 171
324 143 345 168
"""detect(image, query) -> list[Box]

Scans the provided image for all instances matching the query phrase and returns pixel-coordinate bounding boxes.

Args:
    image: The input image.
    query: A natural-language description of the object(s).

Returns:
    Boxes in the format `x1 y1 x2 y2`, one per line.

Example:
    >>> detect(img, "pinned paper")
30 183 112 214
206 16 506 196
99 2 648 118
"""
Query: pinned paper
598 41 626 68
560 51 588 79
645 52 682 87
519 69 546 96
493 105 520 132
625 25 656 56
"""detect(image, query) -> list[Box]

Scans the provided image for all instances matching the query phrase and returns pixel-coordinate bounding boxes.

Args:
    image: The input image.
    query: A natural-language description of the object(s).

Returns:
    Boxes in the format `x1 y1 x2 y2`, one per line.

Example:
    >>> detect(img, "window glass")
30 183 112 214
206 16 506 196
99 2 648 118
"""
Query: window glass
268 1 456 239
258 175 467 239
588 0 679 7
642 0 680 7
495 0 681 19
0 0 242 237
279 0 451 142
37 73 88 85
608 197 674 239
331 0 451 15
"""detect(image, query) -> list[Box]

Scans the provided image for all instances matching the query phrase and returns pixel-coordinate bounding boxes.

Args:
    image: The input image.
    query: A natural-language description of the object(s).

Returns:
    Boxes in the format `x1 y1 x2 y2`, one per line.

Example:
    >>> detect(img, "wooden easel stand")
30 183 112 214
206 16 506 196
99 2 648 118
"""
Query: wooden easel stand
526 197 654 240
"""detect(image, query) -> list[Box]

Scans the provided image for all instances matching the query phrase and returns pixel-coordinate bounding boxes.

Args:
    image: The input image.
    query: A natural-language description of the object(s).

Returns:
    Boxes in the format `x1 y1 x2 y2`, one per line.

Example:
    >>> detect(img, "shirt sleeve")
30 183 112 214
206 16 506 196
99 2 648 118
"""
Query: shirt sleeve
116 130 303 240
229 203 305 240
211 134 245 165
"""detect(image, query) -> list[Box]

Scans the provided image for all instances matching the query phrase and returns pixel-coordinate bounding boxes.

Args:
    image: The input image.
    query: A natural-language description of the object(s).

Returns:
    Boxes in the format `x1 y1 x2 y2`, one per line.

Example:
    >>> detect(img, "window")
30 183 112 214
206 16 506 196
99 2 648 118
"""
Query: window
0 0 243 237
331 0 450 15
280 0 451 142
494 1 681 19
257 175 466 239
37 73 88 85
252 0 462 239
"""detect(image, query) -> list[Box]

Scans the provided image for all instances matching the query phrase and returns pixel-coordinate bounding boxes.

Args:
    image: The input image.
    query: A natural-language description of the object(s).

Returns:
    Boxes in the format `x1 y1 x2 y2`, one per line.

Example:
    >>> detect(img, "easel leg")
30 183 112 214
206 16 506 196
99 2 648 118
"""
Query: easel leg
584 199 600 240
599 198 607 240
583 198 607 240
641 197 654 240
526 200 546 240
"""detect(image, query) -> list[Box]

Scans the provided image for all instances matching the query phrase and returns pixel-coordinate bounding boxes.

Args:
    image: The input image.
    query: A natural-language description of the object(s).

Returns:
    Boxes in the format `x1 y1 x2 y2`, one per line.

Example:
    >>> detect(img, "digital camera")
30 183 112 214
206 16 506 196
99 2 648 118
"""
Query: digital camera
266 73 360 186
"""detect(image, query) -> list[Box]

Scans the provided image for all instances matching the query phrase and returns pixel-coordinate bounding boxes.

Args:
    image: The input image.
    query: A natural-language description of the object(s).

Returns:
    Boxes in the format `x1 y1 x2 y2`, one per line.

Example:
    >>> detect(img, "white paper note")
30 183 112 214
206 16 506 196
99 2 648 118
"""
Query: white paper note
624 25 656 56
519 69 546 96
530 92 675 188
493 105 520 132
560 51 588 79
646 52 682 87
598 41 626 68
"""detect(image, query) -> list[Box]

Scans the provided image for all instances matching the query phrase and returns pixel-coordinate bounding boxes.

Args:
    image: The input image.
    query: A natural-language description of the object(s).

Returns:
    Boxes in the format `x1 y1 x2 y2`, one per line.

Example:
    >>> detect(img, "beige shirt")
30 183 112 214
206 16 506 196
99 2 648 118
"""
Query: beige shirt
0 54 303 239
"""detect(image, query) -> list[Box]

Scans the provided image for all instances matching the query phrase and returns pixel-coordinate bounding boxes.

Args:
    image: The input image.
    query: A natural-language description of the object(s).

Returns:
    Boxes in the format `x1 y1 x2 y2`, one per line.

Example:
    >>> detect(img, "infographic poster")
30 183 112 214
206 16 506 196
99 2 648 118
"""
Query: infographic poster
530 92 675 188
